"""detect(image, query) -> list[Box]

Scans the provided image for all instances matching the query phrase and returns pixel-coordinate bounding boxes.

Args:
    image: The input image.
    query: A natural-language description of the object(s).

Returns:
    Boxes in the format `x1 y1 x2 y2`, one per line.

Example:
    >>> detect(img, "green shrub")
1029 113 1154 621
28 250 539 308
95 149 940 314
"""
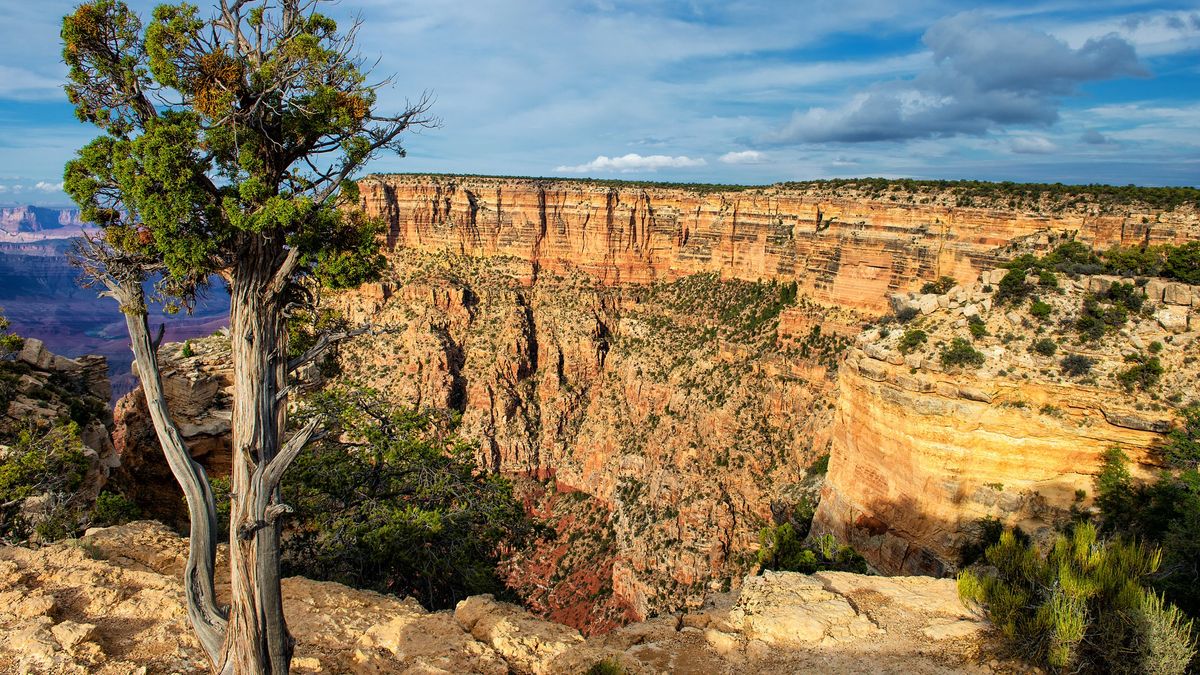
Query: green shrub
1060 354 1095 377
1076 297 1128 342
0 422 90 543
180 340 195 358
1029 299 1052 320
281 386 541 610
897 328 927 354
89 491 141 528
1117 354 1164 391
958 524 1196 673
1095 447 1200 620
941 338 985 368
0 308 23 357
994 267 1034 305
756 527 868 575
807 453 830 476
1163 405 1200 470
968 315 988 340
1163 241 1200 284
921 276 956 295
1030 338 1058 357
895 306 919 323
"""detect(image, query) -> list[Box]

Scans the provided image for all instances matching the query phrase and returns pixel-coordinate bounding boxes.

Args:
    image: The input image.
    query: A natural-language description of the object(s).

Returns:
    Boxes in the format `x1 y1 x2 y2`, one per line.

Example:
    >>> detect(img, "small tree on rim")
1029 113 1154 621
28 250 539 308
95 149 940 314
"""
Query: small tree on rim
60 1 435 672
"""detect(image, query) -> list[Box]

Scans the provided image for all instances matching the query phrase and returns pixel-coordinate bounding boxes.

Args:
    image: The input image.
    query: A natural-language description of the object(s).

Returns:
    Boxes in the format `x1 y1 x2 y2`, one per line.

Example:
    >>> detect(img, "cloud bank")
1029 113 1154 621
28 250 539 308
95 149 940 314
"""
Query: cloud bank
767 12 1146 144
556 154 707 173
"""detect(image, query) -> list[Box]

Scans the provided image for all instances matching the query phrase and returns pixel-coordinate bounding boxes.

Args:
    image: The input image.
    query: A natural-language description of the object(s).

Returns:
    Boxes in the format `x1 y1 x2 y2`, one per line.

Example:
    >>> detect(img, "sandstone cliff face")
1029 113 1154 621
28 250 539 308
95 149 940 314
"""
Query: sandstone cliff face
360 175 1197 314
812 270 1199 575
333 253 848 622
110 334 234 526
0 521 1004 675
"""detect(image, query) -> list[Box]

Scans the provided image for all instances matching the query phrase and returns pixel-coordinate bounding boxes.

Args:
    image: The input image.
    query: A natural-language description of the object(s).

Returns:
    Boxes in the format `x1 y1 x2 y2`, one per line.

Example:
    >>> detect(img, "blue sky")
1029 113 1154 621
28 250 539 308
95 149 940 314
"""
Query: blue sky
1 0 1198 205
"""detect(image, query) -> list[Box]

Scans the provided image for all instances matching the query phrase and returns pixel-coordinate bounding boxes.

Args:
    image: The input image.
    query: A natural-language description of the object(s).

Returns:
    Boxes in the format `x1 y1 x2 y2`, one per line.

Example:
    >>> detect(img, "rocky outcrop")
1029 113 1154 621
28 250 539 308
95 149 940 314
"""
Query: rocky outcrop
110 334 234 526
360 175 1197 315
1 338 116 515
813 271 1200 575
0 521 1008 674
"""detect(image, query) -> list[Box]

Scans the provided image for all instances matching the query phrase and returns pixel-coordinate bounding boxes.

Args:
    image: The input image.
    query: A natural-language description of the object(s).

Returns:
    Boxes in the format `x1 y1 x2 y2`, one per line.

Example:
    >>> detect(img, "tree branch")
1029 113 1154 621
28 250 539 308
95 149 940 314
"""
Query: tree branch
286 326 371 373
263 416 324 490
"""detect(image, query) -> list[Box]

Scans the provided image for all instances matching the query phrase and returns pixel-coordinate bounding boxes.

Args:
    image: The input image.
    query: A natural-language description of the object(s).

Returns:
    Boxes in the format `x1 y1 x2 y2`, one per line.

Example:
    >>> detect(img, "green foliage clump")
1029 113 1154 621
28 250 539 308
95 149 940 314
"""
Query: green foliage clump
1030 338 1058 357
959 524 1196 673
281 386 540 610
586 658 628 675
897 328 928 354
940 337 985 369
921 276 956 295
1163 405 1200 470
1060 354 1095 377
1163 242 1200 284
0 422 90 543
756 526 868 575
0 308 23 357
1095 447 1200 620
89 490 142 528
1103 242 1200 284
807 453 830 476
1029 298 1053 320
894 306 920 324
1116 353 1164 391
180 340 195 358
968 315 989 340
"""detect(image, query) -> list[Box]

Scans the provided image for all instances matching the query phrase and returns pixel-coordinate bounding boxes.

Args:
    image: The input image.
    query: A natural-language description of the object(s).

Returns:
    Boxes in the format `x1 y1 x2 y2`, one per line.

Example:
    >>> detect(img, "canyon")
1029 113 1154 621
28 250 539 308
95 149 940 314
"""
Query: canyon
107 175 1199 636
0 238 229 396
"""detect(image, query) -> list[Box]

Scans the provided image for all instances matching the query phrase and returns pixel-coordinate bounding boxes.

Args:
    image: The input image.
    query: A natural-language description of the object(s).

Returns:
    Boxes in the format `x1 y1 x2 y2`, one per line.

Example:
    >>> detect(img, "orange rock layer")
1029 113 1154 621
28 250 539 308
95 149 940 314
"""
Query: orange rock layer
360 174 1197 314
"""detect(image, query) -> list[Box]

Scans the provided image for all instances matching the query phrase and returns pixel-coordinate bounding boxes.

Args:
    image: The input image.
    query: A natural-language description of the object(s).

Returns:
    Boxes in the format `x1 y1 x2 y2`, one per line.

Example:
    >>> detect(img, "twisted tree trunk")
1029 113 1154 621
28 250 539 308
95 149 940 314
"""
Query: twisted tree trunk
114 283 227 663
220 247 294 674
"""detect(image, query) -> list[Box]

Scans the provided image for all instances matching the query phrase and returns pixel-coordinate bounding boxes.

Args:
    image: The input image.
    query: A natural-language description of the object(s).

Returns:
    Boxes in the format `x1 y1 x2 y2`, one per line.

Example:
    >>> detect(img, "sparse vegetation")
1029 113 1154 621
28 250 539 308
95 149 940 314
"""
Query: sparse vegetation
1060 354 1095 377
0 422 90 543
968 315 989 340
940 338 985 368
898 328 928 354
1030 338 1058 357
921 276 957 295
1116 353 1164 391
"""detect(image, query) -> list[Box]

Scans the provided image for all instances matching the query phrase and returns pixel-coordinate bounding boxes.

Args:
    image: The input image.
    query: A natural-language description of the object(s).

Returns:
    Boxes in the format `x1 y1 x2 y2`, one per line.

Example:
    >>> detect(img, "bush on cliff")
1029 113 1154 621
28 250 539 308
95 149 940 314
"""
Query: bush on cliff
898 328 927 354
280 386 541 610
958 524 1196 674
940 338 985 369
756 526 869 575
1096 437 1200 620
0 422 90 543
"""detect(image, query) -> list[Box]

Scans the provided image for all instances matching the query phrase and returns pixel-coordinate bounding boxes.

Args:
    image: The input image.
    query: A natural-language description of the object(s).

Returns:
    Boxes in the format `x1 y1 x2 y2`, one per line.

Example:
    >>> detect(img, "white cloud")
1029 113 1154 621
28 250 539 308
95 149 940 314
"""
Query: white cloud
719 150 767 164
555 153 707 173
1010 136 1058 154
34 181 64 192
0 66 63 101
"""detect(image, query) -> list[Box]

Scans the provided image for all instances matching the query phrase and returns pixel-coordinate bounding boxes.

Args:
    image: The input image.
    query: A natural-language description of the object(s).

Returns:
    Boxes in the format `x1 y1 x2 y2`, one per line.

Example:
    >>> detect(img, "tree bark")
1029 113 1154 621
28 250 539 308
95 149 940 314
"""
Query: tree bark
220 243 294 674
115 283 227 663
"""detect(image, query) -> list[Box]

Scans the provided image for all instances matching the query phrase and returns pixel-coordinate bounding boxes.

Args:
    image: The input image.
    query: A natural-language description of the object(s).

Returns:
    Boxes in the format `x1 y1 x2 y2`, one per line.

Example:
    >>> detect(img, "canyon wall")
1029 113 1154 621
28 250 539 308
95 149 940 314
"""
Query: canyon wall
813 271 1199 575
360 175 1198 314
342 175 1198 623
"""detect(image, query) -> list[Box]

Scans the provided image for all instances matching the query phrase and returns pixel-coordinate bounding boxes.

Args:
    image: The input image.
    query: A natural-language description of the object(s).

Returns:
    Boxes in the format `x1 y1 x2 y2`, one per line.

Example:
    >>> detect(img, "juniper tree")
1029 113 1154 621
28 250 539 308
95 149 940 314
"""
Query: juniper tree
60 1 434 672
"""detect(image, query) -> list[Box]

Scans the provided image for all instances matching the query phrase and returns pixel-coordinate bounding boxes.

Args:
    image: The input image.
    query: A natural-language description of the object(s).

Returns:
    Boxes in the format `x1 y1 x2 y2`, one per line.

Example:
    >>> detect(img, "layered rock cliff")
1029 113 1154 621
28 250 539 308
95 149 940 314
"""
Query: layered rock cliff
360 175 1197 314
0 521 1006 674
812 269 1199 575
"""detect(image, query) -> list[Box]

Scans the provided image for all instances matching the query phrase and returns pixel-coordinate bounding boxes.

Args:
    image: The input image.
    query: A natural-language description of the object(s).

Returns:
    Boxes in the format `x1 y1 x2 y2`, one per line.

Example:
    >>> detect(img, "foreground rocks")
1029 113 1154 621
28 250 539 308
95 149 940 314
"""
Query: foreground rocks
0 521 1013 674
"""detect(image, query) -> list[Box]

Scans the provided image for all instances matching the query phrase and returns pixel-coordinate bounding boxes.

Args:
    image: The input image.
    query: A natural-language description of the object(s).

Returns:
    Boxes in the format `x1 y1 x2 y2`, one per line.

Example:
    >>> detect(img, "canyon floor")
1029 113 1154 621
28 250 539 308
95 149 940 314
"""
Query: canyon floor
0 521 1034 675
